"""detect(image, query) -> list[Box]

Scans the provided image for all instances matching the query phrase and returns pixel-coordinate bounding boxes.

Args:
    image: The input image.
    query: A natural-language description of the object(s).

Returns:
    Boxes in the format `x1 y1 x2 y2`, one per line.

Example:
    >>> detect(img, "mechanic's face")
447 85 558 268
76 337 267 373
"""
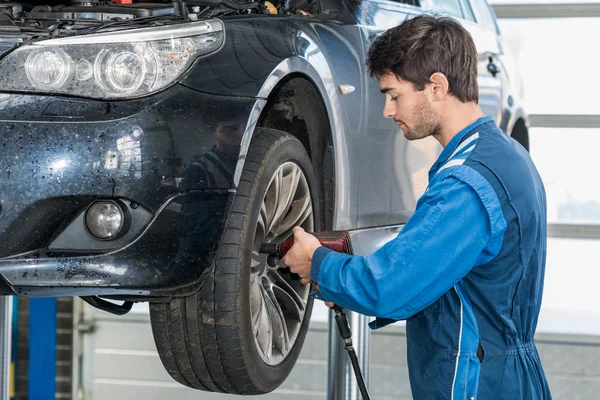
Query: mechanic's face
212 119 244 146
380 73 442 141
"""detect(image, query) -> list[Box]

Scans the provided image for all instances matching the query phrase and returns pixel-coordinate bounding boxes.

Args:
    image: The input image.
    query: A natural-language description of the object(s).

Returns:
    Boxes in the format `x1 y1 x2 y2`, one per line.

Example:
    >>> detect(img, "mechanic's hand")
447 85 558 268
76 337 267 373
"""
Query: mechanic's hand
313 284 335 308
282 226 322 285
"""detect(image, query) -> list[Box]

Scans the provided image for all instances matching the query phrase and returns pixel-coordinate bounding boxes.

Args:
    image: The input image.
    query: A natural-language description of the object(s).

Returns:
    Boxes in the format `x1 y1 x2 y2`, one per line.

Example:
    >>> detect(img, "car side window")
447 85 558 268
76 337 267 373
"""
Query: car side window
470 0 500 33
420 0 465 19
458 0 476 21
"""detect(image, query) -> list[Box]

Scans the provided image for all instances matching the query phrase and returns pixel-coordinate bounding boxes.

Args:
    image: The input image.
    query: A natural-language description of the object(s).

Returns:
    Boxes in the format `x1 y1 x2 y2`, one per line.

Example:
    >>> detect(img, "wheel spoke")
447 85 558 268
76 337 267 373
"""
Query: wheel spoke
250 251 261 270
265 284 290 354
268 269 306 317
271 195 312 238
255 203 268 248
250 251 262 282
251 280 262 327
249 265 262 317
274 286 304 325
255 284 273 359
250 280 262 320
268 165 301 233
263 169 281 229
251 280 264 330
260 201 269 227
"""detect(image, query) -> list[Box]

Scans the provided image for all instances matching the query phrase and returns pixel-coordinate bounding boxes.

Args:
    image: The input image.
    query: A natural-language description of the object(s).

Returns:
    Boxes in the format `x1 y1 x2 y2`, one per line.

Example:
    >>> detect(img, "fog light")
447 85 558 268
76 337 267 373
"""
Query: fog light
85 201 125 240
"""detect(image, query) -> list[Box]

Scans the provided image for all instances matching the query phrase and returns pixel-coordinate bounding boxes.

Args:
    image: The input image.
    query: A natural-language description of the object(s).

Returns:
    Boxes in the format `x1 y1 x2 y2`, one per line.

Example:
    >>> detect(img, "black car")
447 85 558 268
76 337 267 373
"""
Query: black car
0 0 529 394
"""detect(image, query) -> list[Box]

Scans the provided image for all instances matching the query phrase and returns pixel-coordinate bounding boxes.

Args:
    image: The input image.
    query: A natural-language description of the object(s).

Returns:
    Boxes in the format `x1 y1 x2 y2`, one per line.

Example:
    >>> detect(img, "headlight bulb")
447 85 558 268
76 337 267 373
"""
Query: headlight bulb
25 47 71 89
95 48 147 95
107 51 145 92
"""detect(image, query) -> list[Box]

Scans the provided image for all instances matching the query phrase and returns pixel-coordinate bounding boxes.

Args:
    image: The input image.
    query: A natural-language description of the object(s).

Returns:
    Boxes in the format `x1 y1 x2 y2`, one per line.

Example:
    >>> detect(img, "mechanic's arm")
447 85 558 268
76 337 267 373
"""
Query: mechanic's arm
311 175 502 320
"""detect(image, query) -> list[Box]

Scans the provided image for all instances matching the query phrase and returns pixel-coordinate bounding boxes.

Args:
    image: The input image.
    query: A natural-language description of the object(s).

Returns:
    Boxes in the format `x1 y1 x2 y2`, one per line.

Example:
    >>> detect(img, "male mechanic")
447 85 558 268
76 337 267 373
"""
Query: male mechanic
282 15 552 400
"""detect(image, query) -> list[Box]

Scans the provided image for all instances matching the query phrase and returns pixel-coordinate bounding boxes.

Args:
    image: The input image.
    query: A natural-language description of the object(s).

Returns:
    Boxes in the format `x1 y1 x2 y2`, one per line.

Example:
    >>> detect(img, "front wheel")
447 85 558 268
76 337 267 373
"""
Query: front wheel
150 128 321 394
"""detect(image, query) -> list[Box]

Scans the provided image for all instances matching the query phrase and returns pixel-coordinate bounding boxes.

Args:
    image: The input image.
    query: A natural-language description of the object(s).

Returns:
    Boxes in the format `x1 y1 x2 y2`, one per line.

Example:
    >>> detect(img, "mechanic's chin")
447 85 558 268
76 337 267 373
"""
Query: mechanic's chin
400 125 416 140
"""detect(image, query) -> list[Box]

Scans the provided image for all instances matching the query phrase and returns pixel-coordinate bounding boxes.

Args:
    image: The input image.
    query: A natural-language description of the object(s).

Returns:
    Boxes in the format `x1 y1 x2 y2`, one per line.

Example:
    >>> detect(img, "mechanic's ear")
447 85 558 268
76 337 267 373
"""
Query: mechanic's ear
429 72 449 100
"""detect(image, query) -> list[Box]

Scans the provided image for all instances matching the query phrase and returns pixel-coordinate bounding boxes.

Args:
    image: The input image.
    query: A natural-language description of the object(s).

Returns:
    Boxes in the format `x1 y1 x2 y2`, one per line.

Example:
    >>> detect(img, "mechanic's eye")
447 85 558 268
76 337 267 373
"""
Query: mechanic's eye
225 124 241 133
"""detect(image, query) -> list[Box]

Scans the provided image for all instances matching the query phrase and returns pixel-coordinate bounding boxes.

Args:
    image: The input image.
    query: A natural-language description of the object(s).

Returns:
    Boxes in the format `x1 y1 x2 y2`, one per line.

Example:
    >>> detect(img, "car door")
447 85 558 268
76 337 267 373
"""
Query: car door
354 0 508 229
353 0 442 229
460 0 506 123
468 0 513 130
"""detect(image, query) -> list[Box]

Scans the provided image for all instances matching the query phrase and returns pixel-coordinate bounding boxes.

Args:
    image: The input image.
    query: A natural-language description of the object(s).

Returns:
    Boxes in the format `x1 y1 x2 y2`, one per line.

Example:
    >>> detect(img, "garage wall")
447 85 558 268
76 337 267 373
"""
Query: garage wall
79 302 600 400
491 1 600 337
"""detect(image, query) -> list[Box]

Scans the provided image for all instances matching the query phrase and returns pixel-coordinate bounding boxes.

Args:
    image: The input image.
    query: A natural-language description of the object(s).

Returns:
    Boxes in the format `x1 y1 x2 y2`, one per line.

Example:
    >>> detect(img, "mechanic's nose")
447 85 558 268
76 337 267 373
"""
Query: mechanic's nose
383 99 395 119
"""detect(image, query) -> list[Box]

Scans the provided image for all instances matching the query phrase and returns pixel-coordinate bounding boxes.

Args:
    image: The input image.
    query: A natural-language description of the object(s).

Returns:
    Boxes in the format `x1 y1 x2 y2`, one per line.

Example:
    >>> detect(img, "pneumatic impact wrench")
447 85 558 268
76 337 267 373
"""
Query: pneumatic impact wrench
259 231 371 400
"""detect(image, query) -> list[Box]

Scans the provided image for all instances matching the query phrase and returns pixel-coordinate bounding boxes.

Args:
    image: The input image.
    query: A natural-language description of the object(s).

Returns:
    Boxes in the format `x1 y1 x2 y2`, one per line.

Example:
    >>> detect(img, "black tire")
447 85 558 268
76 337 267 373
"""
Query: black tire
150 128 321 394
511 118 529 152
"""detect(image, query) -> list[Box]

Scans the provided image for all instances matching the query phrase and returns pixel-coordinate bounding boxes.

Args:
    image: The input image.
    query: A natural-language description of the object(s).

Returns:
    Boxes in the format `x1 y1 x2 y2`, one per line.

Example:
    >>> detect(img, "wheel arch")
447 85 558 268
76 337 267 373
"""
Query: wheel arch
257 75 335 230
234 57 341 230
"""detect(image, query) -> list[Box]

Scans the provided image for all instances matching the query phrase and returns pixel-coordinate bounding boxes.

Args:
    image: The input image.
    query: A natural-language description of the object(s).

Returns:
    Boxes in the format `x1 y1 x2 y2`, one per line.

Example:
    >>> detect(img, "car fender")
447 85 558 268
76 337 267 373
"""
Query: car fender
234 56 349 227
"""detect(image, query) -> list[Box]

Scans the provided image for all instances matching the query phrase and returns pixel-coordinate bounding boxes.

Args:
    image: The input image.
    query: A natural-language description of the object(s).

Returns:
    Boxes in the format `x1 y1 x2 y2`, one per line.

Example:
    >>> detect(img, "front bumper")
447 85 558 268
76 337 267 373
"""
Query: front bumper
0 85 255 297
0 191 232 297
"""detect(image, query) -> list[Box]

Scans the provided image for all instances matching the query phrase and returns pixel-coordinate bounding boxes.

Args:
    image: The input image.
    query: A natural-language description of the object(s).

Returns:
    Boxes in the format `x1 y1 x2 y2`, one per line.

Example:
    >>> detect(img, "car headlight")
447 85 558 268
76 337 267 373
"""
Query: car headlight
0 20 224 100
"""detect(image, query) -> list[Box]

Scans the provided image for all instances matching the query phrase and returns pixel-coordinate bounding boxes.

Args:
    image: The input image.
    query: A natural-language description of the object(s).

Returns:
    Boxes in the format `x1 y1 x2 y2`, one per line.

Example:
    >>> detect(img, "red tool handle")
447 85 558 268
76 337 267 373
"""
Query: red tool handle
261 230 353 256
311 230 354 255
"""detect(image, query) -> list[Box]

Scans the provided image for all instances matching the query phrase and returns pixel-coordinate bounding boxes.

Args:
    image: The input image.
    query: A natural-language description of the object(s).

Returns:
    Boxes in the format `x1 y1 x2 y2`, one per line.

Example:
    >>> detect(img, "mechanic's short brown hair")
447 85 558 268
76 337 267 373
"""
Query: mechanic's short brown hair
366 14 479 103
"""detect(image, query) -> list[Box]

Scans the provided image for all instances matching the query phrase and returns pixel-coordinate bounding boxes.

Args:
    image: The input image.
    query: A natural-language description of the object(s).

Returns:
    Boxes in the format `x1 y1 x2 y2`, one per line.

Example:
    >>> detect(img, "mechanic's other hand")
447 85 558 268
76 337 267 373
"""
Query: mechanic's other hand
313 284 334 308
282 226 322 285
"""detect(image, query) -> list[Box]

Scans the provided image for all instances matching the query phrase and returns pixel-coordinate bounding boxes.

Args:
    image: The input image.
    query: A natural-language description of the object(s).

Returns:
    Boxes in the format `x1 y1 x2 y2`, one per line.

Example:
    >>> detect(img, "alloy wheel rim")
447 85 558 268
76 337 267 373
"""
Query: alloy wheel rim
250 161 314 365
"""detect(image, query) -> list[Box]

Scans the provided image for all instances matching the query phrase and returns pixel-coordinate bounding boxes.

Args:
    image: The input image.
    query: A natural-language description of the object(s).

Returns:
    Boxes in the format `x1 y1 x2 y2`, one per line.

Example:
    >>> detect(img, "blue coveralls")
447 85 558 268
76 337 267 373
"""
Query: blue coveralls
311 117 552 399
